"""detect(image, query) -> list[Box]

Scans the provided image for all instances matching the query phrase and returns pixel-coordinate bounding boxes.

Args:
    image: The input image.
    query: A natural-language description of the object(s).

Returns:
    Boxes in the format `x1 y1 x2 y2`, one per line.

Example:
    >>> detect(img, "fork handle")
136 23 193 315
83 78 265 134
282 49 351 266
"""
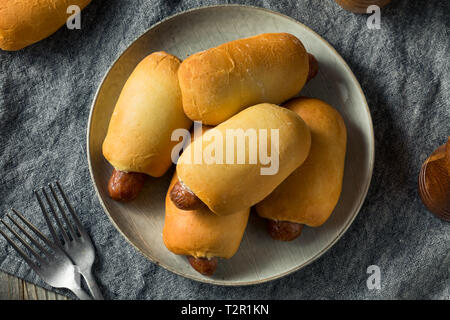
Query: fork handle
81 269 104 300
71 286 92 300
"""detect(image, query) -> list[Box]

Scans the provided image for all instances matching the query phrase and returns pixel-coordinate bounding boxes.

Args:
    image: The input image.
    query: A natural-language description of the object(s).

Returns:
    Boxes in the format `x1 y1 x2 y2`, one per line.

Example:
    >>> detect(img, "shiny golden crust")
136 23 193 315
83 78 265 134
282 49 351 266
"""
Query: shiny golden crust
178 33 309 125
256 98 347 227
163 173 250 259
176 103 311 216
102 52 192 177
0 0 91 51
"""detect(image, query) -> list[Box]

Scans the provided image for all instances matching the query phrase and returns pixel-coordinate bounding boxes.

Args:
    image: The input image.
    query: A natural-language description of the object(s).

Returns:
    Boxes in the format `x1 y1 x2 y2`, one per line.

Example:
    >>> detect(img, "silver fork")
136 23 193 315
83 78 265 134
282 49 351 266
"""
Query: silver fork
0 209 91 300
35 181 104 300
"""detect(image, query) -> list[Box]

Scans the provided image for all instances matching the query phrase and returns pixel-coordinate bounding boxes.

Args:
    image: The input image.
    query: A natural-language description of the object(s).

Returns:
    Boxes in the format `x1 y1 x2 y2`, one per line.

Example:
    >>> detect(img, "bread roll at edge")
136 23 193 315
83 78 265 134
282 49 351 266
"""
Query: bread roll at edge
0 0 92 51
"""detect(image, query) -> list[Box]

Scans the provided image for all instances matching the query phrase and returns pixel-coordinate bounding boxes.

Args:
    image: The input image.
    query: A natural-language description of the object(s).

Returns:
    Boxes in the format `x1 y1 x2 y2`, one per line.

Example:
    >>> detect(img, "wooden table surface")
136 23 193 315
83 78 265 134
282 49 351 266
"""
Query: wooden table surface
0 271 68 300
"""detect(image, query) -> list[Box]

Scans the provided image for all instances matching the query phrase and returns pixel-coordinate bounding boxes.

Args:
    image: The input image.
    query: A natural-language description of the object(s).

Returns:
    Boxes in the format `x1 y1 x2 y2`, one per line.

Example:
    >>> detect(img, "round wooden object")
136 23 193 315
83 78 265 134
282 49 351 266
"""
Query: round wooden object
418 137 450 221
334 0 391 14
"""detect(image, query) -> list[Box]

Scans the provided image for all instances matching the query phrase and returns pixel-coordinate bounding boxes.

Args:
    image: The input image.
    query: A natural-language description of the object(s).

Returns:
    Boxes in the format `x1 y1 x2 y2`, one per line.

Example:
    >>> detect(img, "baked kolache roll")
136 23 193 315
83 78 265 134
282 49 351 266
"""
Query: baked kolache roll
102 52 192 201
170 103 312 216
0 0 92 51
256 97 347 241
163 173 250 276
178 33 319 125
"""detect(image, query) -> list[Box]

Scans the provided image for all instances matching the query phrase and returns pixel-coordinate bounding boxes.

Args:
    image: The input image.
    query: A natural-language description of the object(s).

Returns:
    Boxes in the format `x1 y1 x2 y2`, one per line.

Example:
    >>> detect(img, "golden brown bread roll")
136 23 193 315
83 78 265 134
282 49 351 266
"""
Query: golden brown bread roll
163 173 250 261
176 103 311 216
256 97 347 227
102 51 192 177
178 33 310 125
0 0 91 51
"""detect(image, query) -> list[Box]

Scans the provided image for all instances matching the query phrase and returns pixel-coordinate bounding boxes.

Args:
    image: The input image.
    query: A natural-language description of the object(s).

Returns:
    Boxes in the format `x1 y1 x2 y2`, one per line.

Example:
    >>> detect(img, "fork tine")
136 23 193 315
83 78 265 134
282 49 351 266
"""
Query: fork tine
10 209 59 251
48 183 78 239
41 187 70 244
34 190 61 246
0 227 40 273
55 181 85 234
0 219 47 266
5 214 53 258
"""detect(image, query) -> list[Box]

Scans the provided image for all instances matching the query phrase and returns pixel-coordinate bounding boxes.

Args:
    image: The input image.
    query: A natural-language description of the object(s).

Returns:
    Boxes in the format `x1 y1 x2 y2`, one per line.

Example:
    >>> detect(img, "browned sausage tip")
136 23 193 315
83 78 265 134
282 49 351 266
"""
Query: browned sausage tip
187 256 218 276
170 180 204 210
267 219 304 241
108 168 147 202
307 53 319 82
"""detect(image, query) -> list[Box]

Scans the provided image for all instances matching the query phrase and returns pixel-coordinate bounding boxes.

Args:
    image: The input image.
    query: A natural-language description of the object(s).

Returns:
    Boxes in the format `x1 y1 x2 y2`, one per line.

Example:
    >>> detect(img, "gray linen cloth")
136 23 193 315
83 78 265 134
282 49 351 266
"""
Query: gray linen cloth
0 0 448 299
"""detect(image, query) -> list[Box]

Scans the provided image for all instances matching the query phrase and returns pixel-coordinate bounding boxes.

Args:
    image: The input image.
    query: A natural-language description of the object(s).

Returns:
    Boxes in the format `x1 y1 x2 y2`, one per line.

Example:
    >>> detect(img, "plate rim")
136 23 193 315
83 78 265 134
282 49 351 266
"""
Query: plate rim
86 4 375 286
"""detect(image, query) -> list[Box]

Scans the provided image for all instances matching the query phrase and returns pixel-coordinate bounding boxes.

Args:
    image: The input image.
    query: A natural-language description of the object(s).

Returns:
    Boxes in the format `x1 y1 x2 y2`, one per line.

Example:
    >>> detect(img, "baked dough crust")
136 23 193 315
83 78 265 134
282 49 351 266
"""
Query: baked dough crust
256 98 347 227
102 52 192 177
178 33 309 125
177 103 311 216
0 0 91 51
163 173 250 259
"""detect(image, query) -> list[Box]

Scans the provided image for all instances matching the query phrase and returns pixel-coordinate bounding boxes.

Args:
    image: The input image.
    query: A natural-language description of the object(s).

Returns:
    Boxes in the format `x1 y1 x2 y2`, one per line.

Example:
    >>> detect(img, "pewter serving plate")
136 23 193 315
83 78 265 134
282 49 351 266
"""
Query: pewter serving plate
87 5 374 285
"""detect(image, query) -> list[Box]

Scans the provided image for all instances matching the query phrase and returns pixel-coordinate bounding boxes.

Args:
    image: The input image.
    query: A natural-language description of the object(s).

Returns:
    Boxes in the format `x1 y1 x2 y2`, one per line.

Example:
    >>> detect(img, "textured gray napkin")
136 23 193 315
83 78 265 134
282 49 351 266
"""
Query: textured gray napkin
0 0 449 300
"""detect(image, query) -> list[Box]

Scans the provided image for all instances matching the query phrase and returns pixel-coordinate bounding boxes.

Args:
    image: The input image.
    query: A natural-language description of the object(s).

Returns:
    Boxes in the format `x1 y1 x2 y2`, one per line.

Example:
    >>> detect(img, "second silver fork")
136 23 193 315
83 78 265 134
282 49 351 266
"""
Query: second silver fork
35 181 104 300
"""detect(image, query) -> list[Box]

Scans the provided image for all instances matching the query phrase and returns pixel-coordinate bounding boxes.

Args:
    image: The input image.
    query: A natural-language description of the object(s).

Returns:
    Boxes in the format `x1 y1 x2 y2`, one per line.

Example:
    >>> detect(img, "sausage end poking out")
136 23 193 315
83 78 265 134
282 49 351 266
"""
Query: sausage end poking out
307 53 319 82
108 169 147 202
170 180 204 210
187 256 218 276
267 220 304 241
